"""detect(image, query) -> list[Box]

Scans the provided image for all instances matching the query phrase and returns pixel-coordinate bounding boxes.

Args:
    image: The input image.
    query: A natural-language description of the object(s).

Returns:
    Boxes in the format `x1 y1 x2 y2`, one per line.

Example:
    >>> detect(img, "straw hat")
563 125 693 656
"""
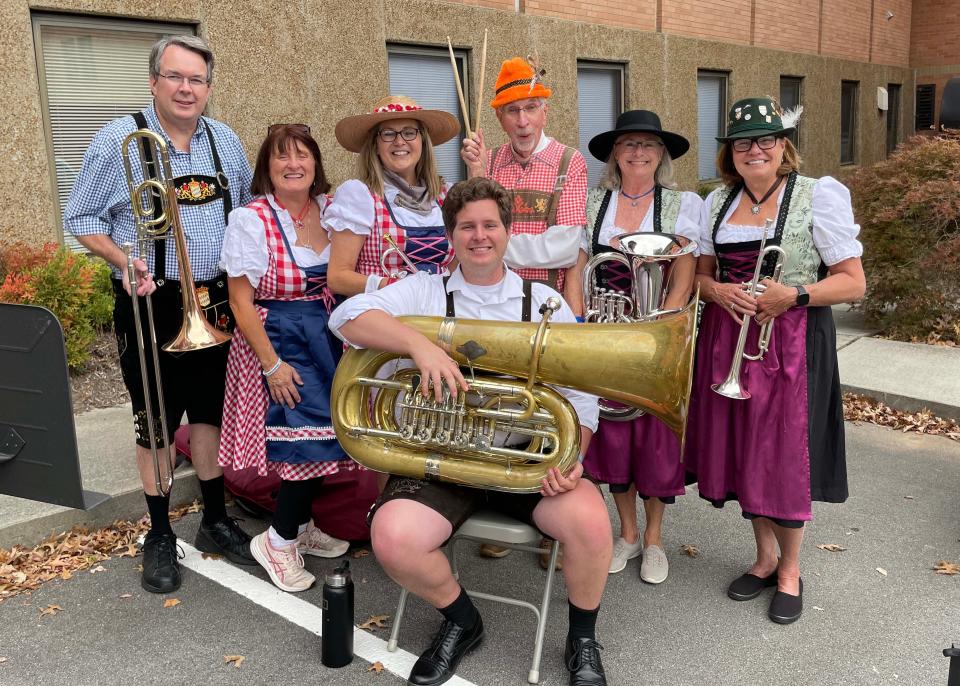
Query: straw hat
490 57 552 109
334 95 460 153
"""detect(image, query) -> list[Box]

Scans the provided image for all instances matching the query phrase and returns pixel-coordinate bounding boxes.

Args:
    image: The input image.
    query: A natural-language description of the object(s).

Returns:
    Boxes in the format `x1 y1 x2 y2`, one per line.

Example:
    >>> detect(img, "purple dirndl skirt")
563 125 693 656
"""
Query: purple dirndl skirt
684 302 847 522
583 413 685 501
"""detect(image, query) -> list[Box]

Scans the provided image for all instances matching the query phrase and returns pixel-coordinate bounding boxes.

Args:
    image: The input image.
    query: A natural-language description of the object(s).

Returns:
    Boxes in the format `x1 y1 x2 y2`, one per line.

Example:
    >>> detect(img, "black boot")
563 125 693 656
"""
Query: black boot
141 532 182 594
195 516 256 565
564 637 606 686
408 617 484 686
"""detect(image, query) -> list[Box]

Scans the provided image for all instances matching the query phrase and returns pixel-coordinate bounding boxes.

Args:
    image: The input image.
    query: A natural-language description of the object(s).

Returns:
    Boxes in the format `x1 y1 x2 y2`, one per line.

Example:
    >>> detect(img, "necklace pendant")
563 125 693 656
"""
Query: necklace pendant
750 205 761 215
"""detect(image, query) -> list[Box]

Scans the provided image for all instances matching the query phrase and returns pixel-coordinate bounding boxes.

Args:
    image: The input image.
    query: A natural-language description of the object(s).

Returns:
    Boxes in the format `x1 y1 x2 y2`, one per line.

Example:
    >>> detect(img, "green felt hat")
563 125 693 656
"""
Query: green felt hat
716 97 795 141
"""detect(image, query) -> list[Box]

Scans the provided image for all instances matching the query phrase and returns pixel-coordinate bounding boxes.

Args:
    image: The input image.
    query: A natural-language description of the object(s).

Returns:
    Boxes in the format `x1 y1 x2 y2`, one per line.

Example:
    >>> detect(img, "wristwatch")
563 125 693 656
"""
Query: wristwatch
794 285 810 307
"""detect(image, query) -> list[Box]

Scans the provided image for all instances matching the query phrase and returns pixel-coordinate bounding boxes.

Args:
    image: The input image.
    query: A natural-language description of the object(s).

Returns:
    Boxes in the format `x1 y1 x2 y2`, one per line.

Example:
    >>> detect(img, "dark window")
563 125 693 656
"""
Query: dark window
840 81 858 165
697 71 727 180
886 84 901 155
915 84 936 130
779 76 802 148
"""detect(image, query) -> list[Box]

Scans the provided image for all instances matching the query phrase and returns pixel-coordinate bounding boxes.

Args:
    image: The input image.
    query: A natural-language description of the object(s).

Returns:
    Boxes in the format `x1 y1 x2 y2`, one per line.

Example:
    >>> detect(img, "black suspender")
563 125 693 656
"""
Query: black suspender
442 276 534 322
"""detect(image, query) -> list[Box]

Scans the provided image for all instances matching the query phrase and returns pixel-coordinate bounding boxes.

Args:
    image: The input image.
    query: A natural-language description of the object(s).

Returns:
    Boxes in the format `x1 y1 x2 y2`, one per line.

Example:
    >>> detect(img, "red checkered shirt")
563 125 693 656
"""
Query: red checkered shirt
485 137 587 287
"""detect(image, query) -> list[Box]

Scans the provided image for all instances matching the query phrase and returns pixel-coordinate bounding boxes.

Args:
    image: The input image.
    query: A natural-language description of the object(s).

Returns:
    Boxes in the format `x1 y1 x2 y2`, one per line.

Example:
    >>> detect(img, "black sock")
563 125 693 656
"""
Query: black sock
439 587 480 630
145 493 173 536
199 475 227 525
567 601 599 641
272 478 320 540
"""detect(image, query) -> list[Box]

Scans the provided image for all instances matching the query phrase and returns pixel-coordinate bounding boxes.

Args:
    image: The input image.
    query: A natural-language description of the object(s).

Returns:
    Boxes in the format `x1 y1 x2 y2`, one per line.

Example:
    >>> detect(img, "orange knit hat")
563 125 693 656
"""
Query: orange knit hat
490 57 552 109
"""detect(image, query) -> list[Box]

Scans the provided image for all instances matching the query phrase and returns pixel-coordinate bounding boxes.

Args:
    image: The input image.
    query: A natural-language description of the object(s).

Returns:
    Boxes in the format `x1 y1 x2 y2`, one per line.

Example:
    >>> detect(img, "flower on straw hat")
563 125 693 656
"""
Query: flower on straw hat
334 95 460 153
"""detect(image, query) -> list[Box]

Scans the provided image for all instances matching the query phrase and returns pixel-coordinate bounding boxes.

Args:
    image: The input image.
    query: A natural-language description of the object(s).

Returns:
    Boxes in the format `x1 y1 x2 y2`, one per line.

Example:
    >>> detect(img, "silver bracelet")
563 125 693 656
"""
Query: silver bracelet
262 358 283 377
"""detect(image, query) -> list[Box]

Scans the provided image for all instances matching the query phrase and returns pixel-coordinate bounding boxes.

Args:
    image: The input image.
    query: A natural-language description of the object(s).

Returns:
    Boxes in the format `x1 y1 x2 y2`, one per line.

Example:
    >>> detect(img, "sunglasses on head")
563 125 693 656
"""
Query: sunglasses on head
267 123 311 136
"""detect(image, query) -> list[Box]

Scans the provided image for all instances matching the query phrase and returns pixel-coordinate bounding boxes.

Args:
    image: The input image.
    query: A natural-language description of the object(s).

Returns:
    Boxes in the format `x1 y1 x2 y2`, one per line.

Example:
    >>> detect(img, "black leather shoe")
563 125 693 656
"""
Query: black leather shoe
195 517 256 565
408 617 484 686
727 569 778 601
768 578 803 624
141 532 182 594
565 637 606 686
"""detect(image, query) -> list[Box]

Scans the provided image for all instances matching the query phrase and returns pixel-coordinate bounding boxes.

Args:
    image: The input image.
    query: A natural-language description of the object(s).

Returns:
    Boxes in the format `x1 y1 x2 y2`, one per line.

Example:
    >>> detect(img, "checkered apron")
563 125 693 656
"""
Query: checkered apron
354 187 452 277
219 198 354 481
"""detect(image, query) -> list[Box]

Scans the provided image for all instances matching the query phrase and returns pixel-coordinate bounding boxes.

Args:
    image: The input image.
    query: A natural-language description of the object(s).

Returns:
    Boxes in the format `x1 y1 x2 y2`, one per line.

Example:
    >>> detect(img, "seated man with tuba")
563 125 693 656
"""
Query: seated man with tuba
328 177 610 686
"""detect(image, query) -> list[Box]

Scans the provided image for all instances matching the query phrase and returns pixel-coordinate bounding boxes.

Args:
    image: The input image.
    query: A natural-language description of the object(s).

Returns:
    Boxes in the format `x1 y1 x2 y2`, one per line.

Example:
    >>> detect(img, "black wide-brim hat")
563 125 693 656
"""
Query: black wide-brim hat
588 110 690 162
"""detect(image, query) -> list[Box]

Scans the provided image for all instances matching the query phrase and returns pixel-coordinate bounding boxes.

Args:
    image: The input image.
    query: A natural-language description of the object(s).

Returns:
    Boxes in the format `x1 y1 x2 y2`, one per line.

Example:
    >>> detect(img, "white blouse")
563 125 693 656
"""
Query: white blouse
323 178 447 235
596 189 703 249
220 194 331 289
698 176 863 266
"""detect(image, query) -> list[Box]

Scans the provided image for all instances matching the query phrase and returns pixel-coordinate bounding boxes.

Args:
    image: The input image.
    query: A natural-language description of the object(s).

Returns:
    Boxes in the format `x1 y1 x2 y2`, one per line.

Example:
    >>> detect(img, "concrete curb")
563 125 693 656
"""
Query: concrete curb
840 384 960 423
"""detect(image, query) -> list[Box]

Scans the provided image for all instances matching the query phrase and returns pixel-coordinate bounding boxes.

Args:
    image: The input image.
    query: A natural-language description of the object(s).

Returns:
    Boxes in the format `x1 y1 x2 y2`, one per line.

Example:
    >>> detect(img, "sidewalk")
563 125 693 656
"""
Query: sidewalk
1 304 959 545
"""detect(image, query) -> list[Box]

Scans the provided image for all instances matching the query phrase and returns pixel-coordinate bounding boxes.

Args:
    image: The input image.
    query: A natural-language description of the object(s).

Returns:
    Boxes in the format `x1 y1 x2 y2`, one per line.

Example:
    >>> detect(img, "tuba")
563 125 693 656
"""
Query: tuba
582 232 698 420
121 128 232 495
331 296 699 493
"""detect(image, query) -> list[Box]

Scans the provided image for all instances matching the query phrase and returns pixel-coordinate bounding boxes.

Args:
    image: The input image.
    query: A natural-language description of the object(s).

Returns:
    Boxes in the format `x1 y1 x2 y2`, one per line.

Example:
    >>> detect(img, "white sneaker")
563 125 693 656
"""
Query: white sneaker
608 536 644 574
250 531 315 592
297 520 349 559
640 544 669 584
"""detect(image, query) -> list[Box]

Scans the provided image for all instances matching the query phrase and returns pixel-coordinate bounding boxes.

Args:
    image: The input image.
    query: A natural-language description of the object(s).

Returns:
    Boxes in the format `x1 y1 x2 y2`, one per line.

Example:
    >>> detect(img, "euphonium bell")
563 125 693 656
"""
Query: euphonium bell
331 296 699 493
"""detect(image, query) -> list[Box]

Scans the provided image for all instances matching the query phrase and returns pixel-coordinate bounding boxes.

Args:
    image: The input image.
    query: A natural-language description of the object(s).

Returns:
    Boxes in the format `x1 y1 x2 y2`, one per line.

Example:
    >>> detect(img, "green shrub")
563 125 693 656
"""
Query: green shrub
0 242 115 369
847 135 960 344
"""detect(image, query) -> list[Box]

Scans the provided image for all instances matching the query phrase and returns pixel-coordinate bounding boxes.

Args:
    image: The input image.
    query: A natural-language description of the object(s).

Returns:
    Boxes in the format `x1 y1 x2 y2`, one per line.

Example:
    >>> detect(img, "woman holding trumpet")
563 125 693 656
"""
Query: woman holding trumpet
325 95 460 295
687 98 865 624
579 110 700 585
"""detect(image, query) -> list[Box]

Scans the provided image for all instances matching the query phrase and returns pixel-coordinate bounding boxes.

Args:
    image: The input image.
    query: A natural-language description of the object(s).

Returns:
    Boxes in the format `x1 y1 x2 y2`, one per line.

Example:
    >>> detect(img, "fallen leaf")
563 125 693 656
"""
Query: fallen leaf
933 560 960 576
680 543 699 558
60 571 73 581
224 655 245 668
352 549 370 559
812 606 824 611
118 544 139 558
817 544 847 552
163 598 181 608
368 661 384 674
903 495 915 500
119 593 133 599
38 603 62 617
89 566 107 574
359 614 389 630
201 552 223 561
0 656 7 663
876 567 888 576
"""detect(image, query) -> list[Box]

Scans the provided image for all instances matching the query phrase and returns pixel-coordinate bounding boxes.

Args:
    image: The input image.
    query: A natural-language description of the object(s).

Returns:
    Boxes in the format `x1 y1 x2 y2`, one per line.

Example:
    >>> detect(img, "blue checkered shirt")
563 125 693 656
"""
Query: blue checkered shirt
64 103 253 281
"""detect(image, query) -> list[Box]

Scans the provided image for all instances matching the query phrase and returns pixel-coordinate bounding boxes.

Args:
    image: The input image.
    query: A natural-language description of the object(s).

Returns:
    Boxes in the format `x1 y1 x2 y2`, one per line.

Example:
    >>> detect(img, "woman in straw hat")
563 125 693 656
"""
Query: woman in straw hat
579 109 701 587
687 97 865 624
326 95 460 296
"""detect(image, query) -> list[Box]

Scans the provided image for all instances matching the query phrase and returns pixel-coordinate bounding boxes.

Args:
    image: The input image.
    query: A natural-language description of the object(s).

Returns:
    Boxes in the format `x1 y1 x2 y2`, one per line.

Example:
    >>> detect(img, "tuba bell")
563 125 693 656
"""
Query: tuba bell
331 296 699 493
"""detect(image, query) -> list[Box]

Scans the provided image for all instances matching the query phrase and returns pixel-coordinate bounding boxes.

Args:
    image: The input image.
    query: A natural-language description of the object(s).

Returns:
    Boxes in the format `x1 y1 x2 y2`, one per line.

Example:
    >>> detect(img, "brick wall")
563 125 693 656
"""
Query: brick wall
911 0 960 67
523 0 656 30
659 0 753 45
753 0 820 54
820 0 871 61
870 0 912 66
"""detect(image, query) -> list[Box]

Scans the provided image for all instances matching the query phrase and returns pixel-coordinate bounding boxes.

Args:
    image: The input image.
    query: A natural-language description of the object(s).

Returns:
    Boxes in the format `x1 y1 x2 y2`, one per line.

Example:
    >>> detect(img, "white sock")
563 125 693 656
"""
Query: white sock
298 522 310 536
267 526 297 548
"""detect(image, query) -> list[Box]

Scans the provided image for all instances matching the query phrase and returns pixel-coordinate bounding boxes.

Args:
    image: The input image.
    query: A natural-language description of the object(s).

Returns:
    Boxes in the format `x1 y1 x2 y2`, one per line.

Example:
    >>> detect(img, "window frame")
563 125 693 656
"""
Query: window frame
779 75 803 150
576 59 626 187
696 70 728 182
915 83 936 131
886 83 902 156
840 80 859 166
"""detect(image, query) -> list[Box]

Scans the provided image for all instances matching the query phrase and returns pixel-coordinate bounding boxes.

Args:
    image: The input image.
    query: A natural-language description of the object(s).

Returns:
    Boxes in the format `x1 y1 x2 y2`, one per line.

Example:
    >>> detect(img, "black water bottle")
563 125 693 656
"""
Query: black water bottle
321 560 354 668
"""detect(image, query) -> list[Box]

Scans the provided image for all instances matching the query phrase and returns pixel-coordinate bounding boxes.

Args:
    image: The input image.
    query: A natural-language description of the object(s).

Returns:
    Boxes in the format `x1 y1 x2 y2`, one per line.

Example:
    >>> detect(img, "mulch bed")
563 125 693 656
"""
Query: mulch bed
69 331 128 414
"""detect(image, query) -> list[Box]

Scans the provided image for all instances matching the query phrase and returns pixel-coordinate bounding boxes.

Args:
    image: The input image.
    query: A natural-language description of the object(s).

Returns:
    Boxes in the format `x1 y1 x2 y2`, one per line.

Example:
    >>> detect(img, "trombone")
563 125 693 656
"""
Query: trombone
121 128 232 495
711 219 786 400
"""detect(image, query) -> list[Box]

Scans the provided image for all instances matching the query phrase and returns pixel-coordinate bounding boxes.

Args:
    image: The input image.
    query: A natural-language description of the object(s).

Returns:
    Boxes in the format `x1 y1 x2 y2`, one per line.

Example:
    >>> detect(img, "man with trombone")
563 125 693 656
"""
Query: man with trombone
64 35 256 594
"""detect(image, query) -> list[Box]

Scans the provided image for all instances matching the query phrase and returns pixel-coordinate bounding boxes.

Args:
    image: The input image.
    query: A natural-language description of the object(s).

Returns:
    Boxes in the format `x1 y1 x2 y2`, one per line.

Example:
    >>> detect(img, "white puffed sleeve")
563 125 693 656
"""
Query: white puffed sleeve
219 206 268 288
675 192 704 252
811 176 864 265
696 188 723 257
322 179 376 235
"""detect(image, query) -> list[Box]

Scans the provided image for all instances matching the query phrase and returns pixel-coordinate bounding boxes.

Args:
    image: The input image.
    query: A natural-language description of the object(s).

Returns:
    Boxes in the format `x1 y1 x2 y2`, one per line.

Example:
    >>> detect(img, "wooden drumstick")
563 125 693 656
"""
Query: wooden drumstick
474 29 488 137
447 36 472 137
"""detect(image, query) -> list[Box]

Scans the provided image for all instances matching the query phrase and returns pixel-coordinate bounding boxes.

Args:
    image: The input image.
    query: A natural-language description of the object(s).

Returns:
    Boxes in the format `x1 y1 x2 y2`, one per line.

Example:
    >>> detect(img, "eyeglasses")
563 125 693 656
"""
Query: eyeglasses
731 135 780 153
157 72 209 88
267 124 311 136
378 127 421 143
617 140 664 153
501 102 543 118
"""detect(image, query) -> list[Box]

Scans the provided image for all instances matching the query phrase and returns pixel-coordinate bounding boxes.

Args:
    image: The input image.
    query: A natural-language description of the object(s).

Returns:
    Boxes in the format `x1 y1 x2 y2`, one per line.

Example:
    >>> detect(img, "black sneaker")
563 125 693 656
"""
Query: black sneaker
564 637 606 686
141 532 182 594
195 516 256 565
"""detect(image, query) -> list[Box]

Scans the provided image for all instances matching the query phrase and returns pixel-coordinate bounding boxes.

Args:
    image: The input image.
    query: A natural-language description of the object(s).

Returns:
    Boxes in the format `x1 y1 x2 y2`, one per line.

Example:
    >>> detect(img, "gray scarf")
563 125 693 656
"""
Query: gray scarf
383 168 435 216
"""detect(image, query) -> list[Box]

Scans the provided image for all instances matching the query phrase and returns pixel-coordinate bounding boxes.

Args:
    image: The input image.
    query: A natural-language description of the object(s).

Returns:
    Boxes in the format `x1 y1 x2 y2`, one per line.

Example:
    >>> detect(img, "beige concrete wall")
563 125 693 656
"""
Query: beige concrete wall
2 0 912 246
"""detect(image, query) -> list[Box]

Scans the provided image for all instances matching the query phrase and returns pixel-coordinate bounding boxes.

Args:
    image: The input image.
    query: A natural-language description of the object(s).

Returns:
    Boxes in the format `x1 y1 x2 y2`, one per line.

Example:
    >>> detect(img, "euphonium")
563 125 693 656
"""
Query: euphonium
121 128 232 495
331 296 699 493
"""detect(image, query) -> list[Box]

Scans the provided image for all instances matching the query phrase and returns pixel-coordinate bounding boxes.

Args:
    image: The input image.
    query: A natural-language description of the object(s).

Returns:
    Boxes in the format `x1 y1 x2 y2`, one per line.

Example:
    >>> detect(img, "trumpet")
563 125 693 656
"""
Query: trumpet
121 128 232 495
381 234 420 279
711 219 786 400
